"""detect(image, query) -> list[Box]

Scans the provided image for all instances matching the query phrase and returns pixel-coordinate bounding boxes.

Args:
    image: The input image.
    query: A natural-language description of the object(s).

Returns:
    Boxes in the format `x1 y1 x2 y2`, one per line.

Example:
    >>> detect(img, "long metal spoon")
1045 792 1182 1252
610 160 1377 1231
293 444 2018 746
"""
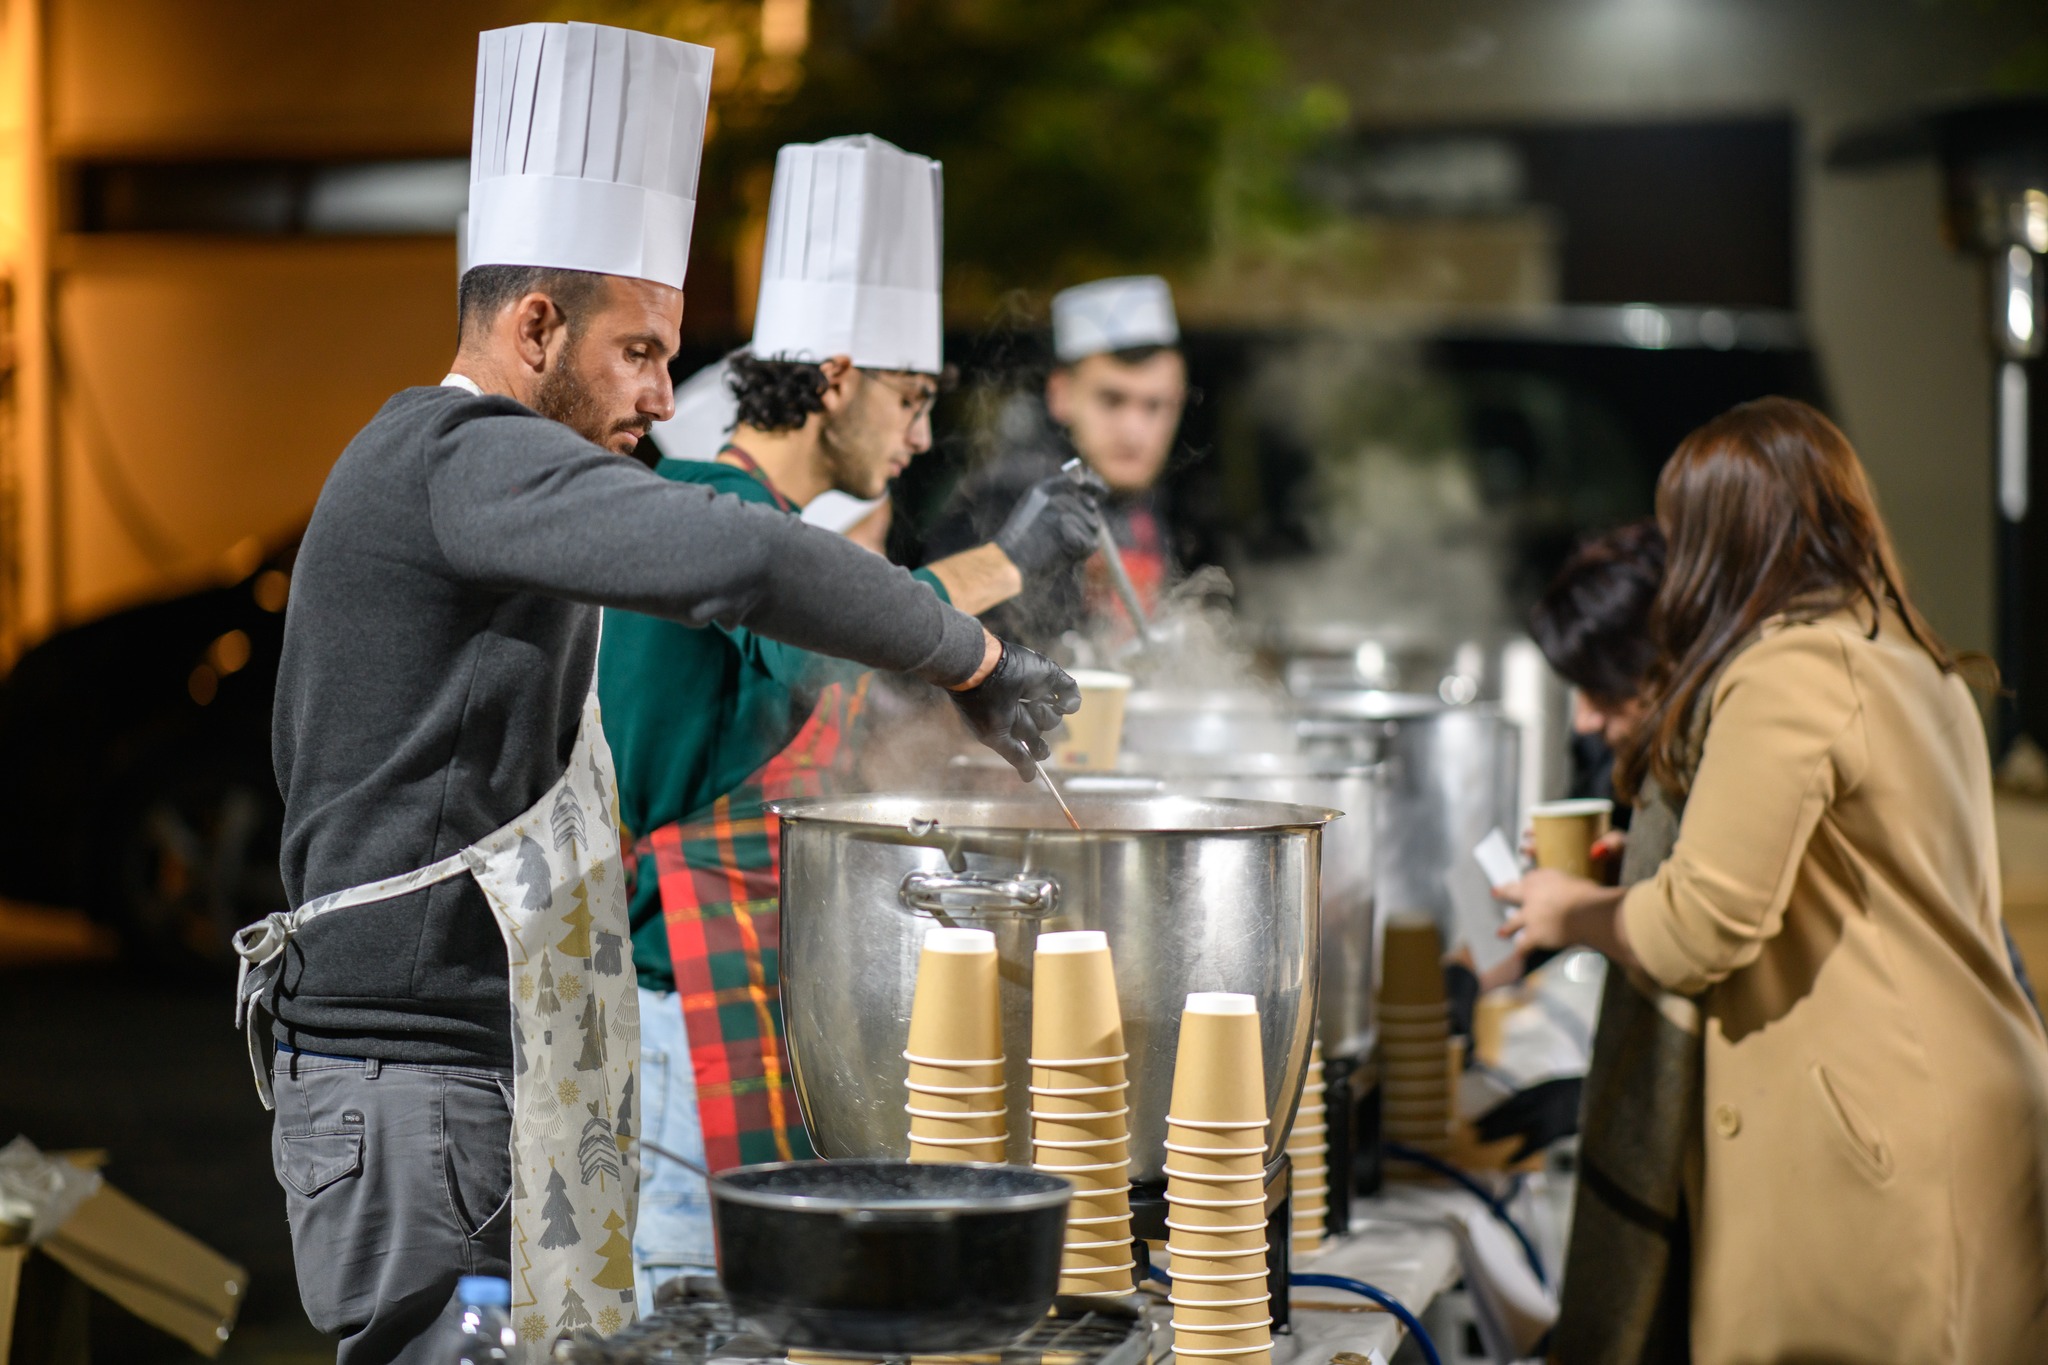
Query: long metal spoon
1038 766 1083 831
1061 457 1156 648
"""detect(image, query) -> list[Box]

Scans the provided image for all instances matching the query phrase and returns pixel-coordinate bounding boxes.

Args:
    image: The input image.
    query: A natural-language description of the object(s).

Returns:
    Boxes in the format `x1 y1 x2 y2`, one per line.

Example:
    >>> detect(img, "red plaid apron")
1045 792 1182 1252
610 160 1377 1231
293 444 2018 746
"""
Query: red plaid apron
636 446 862 1173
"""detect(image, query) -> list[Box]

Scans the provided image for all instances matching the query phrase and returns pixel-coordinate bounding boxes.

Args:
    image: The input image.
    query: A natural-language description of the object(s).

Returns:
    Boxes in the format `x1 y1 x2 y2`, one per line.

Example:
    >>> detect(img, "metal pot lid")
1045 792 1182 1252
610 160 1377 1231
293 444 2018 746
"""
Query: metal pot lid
1293 689 1497 720
710 1159 1072 1214
766 791 1338 833
1122 687 1288 714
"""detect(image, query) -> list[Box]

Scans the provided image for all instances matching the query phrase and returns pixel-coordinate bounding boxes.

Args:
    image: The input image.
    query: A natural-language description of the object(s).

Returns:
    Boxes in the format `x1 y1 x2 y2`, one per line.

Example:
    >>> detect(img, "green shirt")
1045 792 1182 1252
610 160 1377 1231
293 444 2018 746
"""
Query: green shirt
599 459 947 991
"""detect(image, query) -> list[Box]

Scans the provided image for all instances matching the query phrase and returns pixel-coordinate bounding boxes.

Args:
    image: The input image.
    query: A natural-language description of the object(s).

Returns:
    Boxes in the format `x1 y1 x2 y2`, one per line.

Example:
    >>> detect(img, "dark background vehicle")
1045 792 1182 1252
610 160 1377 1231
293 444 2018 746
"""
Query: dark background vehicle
0 543 295 971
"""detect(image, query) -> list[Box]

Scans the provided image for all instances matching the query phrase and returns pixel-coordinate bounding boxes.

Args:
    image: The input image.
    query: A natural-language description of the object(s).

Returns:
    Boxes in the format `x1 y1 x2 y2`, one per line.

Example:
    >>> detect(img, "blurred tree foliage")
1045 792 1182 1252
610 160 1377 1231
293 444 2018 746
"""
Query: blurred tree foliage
559 0 1346 322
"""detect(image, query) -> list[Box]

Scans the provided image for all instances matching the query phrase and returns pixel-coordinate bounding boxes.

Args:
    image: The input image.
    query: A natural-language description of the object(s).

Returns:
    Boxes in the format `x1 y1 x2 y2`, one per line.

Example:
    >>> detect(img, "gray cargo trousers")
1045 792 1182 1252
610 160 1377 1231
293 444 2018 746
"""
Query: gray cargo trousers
269 1049 514 1365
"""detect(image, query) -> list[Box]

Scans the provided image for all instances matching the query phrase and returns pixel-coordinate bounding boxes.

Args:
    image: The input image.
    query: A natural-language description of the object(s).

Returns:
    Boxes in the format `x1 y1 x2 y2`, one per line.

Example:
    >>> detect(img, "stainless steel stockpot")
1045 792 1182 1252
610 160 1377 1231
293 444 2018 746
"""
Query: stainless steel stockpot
769 792 1332 1183
1296 691 1520 955
1060 754 1381 1063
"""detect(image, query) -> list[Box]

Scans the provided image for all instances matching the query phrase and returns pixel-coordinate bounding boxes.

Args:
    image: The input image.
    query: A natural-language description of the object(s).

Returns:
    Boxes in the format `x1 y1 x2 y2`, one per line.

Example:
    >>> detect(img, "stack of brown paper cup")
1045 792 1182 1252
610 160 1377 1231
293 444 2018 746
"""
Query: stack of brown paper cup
904 926 1007 1164
1285 1038 1329 1256
1379 915 1452 1180
1030 930 1136 1294
1029 930 1136 1295
1165 992 1273 1365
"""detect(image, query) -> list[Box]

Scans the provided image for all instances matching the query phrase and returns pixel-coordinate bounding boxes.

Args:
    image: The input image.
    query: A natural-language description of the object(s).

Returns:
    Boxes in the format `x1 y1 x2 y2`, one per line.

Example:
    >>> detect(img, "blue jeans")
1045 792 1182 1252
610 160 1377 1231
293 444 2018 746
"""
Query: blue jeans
633 987 716 1304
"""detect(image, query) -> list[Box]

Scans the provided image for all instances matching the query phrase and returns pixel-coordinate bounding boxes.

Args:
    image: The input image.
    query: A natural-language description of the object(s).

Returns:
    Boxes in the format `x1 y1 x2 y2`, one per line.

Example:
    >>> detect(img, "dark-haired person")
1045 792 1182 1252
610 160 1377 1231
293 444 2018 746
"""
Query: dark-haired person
1530 518 1668 811
247 51 1076 1365
1498 397 2048 1363
594 136 1104 1299
1527 519 1703 1364
926 275 1188 645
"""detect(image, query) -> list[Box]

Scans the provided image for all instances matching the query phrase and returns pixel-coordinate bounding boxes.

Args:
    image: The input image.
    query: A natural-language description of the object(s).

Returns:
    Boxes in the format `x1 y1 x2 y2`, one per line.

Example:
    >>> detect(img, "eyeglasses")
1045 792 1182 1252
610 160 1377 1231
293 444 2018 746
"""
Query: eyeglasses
862 369 939 422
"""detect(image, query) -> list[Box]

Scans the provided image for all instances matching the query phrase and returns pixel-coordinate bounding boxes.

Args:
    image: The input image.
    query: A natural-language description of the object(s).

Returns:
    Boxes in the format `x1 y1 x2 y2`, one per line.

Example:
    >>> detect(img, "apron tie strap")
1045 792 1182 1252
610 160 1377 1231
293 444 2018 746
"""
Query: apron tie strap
229 844 480 1111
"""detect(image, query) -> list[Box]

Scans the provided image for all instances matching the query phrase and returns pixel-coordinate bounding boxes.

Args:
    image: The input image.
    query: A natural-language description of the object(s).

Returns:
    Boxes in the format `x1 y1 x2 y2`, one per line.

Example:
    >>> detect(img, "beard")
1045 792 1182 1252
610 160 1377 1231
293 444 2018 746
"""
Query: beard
532 349 650 452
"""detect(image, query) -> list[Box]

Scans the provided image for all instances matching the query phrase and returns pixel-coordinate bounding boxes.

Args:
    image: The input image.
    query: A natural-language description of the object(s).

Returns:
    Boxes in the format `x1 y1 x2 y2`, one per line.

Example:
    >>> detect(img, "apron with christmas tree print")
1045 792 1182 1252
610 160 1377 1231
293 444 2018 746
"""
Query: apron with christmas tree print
235 682 642 1344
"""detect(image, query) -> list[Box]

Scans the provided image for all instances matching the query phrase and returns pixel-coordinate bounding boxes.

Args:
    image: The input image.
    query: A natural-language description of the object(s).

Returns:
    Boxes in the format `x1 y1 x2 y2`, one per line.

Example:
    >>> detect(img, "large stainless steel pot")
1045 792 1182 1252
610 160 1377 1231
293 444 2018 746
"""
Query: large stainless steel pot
770 792 1331 1183
1297 692 1520 966
1059 755 1380 1062
1119 687 1300 756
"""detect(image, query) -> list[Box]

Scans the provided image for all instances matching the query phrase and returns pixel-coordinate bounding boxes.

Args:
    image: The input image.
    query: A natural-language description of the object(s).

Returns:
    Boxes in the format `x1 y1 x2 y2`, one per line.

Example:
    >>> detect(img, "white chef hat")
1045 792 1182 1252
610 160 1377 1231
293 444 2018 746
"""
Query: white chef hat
1051 275 1180 363
750 135 944 375
467 22 714 291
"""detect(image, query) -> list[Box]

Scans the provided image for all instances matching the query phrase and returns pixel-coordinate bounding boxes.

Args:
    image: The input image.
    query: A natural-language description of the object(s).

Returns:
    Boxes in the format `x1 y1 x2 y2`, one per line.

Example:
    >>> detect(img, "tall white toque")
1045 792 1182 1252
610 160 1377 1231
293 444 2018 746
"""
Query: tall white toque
1051 275 1180 363
467 22 714 291
750 135 945 375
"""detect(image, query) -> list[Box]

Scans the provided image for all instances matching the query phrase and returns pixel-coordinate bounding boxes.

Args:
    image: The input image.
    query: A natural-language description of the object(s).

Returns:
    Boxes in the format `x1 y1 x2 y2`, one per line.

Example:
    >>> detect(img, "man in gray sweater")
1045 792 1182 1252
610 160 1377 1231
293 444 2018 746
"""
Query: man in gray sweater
247 23 1073 1364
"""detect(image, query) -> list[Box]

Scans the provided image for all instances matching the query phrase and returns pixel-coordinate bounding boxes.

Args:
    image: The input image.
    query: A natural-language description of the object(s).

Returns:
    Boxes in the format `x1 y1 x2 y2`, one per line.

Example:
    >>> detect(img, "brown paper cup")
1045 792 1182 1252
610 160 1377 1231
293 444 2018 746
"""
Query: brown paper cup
909 1137 1004 1163
1166 1258 1264 1292
1168 993 1267 1124
1060 1238 1138 1273
1171 1203 1261 1236
906 1057 1005 1091
1032 1136 1131 1169
1162 1141 1267 1181
906 926 1003 1060
1031 929 1128 1062
1166 1219 1270 1254
1173 1294 1273 1327
1032 1113 1130 1154
1067 1188 1133 1223
1531 798 1613 880
1171 1129 1261 1162
1171 1277 1261 1309
1167 1171 1266 1203
1031 1057 1129 1093
1379 915 1446 1006
1052 1166 1133 1197
1172 1318 1274 1354
1048 670 1132 772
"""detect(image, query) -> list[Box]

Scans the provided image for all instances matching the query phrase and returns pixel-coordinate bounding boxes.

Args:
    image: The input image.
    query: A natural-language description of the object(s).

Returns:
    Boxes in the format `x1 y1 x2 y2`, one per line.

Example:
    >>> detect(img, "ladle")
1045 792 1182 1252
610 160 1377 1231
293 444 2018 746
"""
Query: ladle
1062 457 1156 648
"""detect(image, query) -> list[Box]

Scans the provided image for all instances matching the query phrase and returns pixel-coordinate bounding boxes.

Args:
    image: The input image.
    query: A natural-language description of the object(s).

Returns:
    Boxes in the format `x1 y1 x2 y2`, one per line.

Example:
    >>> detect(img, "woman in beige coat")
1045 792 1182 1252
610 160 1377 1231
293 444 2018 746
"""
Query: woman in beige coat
1502 397 2048 1363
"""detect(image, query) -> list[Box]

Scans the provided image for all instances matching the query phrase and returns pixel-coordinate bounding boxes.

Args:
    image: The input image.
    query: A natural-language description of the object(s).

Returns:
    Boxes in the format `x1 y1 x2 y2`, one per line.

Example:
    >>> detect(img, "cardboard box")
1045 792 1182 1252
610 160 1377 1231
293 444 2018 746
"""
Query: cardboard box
0 1157 245 1365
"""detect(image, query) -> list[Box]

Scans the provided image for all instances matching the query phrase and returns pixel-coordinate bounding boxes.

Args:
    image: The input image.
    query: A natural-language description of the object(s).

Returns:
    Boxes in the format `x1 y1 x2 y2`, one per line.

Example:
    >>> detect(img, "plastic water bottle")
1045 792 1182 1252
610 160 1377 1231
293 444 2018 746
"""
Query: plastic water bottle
443 1276 518 1365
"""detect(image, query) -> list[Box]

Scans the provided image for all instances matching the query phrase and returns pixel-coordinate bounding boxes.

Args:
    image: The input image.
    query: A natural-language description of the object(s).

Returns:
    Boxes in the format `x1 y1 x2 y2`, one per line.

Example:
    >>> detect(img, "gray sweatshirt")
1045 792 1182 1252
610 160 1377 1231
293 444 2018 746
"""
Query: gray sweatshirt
271 385 984 1067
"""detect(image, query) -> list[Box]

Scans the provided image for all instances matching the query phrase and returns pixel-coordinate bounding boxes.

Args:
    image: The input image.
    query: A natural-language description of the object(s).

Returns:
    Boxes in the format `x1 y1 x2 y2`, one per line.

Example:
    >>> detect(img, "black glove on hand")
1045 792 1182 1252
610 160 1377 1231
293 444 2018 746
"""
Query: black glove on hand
993 471 1108 577
948 641 1082 781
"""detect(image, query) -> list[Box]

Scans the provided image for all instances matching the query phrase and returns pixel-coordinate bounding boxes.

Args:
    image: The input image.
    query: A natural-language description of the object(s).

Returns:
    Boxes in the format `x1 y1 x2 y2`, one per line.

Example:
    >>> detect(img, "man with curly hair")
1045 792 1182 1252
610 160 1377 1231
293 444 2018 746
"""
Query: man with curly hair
597 136 1103 1301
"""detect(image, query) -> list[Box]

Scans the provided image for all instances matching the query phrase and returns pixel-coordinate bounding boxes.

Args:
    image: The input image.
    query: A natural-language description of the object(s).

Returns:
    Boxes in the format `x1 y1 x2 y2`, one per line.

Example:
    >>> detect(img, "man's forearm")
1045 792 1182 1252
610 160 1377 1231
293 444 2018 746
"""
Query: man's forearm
925 544 1025 616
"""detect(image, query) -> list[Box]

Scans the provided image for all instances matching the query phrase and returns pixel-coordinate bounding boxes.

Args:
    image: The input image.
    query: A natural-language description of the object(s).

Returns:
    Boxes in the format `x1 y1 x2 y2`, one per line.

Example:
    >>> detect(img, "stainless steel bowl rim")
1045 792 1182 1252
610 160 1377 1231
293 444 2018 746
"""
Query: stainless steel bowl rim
709 1160 1073 1215
766 792 1337 833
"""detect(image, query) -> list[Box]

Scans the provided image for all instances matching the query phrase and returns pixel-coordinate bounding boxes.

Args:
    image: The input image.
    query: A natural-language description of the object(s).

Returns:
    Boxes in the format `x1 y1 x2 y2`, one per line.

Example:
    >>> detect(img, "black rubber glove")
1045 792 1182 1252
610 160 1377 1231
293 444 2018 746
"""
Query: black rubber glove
948 641 1082 781
993 470 1108 577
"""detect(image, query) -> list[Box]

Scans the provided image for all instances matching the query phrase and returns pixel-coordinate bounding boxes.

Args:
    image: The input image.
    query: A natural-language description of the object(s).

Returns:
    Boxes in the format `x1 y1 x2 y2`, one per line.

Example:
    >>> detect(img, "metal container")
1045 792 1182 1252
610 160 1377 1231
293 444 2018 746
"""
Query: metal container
770 792 1331 1183
1118 687 1301 757
1060 755 1380 1062
1296 692 1520 962
709 1160 1071 1351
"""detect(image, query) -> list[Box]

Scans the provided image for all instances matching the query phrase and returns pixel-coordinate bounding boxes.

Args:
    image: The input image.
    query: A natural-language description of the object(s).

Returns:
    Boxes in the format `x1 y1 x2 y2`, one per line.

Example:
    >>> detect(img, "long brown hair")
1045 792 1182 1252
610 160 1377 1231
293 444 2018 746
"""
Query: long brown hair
1615 396 1963 799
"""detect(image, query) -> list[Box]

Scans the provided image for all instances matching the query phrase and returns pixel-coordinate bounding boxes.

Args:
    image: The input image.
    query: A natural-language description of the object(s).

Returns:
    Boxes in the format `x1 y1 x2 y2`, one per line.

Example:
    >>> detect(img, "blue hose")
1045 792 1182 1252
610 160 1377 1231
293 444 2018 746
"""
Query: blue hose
1145 1264 1444 1365
1383 1140 1548 1287
1291 1274 1444 1365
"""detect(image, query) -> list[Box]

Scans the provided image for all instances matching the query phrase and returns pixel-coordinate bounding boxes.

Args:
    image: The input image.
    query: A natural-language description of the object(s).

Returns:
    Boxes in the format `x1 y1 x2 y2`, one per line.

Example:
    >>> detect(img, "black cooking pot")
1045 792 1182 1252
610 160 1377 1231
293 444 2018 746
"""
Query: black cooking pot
709 1160 1072 1351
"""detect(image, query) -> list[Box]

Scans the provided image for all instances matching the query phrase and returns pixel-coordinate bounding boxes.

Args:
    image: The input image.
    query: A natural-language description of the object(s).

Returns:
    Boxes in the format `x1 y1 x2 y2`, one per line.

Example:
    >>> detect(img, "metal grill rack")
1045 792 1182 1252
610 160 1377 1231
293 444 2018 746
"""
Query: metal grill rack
552 1282 1154 1365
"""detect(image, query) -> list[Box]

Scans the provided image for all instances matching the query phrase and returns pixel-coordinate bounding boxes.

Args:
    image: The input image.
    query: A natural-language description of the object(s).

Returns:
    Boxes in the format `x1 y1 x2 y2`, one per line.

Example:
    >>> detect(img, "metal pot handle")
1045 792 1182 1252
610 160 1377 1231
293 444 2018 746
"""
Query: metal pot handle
899 869 1060 919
